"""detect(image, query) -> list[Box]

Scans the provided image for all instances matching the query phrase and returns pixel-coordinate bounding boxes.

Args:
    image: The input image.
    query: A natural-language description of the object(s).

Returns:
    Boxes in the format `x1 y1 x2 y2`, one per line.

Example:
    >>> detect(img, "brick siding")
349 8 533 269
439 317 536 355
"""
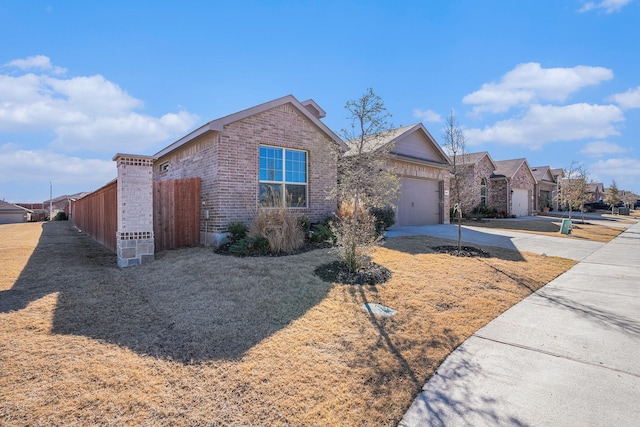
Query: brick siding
154 103 338 238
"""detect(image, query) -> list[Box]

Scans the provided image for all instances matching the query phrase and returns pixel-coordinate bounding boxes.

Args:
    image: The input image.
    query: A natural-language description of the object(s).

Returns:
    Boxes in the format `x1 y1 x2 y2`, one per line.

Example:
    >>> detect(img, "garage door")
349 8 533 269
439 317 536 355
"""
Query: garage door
512 188 529 217
0 212 27 224
394 178 441 226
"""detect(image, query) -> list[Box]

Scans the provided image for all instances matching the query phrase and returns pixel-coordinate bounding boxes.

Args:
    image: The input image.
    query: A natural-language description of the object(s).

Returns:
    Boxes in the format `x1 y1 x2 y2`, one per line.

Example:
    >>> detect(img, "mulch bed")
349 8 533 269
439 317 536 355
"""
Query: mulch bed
432 245 490 258
215 241 331 257
314 260 392 285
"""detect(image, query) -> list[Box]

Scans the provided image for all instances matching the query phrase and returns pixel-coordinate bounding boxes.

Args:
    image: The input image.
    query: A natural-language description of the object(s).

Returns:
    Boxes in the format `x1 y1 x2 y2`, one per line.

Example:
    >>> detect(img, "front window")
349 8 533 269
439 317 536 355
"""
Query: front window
480 178 487 206
259 146 307 208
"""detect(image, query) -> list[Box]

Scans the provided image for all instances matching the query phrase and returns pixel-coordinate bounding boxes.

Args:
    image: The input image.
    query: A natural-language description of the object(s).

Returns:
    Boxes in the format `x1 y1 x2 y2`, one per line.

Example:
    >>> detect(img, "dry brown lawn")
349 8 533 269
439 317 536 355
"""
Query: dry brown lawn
1 221 576 426
466 217 627 243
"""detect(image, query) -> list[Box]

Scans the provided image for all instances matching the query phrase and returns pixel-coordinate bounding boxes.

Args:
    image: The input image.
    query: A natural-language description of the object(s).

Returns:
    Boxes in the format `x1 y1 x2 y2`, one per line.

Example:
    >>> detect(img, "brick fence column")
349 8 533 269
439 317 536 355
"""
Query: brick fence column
113 154 155 267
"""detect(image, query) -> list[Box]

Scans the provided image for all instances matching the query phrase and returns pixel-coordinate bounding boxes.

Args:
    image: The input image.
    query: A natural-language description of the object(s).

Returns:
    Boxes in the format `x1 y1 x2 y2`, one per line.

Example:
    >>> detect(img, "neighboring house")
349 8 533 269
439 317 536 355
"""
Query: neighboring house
346 123 452 226
16 203 47 221
451 151 497 212
0 200 32 224
531 166 557 212
43 193 89 219
153 95 344 246
490 158 537 217
586 182 605 203
550 168 564 210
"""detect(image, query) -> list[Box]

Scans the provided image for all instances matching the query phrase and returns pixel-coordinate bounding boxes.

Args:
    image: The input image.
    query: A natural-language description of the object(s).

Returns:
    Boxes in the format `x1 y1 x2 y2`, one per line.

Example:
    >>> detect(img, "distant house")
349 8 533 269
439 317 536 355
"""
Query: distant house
586 182 605 203
346 123 452 226
43 193 90 219
0 200 32 224
451 151 497 212
490 158 537 217
153 95 344 246
531 166 558 212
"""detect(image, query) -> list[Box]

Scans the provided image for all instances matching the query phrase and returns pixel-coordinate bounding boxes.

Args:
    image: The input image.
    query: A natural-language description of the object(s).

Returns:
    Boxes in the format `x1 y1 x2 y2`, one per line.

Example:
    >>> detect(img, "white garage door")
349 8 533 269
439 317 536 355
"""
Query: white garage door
394 178 441 226
0 212 27 224
512 188 529 217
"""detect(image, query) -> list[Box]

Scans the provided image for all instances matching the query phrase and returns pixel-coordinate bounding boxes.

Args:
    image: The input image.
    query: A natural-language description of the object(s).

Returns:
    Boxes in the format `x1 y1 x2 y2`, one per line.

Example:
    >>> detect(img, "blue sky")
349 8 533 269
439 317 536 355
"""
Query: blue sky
1 0 639 202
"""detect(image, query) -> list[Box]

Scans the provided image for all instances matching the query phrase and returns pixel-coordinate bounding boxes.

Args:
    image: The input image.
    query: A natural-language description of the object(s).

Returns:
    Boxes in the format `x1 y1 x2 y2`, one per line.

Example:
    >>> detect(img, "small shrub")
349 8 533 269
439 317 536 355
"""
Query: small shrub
227 222 248 243
370 206 395 235
228 239 249 255
470 204 497 220
53 211 67 221
310 223 334 243
298 216 311 233
228 236 271 256
251 236 271 255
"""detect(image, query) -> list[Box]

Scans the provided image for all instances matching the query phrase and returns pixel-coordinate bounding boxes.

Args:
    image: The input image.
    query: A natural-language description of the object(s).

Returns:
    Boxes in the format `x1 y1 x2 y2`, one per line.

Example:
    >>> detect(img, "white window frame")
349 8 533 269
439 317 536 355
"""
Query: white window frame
259 145 308 209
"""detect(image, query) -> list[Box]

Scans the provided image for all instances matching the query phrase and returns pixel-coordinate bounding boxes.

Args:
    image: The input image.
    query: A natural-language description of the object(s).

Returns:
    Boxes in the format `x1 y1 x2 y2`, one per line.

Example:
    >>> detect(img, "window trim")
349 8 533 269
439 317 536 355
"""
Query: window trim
159 161 170 173
259 145 308 209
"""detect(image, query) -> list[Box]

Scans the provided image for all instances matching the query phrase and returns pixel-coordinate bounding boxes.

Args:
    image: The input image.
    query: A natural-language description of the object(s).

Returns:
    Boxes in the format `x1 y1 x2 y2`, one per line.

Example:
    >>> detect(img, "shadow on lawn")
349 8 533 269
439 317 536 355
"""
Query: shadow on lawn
0 221 332 363
383 234 526 262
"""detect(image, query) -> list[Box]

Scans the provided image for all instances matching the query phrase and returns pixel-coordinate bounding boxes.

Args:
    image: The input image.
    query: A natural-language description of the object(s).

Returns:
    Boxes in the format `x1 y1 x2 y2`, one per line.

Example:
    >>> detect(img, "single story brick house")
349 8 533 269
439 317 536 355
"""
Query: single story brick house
531 165 558 212
0 200 32 224
153 95 345 246
451 151 497 212
491 158 537 217
347 123 452 226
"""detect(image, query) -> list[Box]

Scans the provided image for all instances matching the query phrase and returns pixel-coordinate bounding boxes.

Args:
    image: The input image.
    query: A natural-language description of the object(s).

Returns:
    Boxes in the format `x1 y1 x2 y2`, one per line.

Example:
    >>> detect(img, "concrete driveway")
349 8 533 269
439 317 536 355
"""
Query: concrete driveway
398 220 640 426
386 218 605 261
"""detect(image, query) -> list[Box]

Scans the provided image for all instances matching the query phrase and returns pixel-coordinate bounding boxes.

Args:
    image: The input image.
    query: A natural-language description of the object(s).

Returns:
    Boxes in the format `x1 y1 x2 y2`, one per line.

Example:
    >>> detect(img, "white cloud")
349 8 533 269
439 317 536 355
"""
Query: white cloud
608 86 640 109
412 108 442 123
0 58 199 153
51 111 199 153
464 103 624 148
580 141 631 157
587 157 640 194
4 54 67 75
0 143 115 186
463 62 614 114
579 0 632 13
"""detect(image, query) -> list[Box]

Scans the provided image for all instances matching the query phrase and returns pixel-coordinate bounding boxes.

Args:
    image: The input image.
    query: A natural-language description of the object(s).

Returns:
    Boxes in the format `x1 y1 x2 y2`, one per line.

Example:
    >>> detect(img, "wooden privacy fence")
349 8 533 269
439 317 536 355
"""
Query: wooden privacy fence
72 180 118 252
153 177 201 252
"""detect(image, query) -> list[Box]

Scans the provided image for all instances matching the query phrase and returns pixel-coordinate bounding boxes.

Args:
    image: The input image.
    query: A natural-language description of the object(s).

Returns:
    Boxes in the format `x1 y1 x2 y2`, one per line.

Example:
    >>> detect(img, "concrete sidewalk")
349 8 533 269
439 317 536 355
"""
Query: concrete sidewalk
399 221 640 426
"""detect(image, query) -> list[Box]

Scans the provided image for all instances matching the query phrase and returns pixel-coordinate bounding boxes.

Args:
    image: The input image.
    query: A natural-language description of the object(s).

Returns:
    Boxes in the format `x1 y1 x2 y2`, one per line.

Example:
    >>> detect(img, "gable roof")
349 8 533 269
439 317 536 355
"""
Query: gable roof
155 95 345 158
458 151 497 170
550 168 564 179
0 200 32 213
530 165 556 183
492 158 537 183
587 182 605 193
345 123 451 166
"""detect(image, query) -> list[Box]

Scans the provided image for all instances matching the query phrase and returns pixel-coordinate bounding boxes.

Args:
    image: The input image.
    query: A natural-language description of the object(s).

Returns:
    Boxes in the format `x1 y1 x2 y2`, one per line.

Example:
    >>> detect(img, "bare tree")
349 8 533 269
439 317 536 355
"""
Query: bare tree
442 110 474 253
559 161 589 223
330 88 399 272
605 180 620 213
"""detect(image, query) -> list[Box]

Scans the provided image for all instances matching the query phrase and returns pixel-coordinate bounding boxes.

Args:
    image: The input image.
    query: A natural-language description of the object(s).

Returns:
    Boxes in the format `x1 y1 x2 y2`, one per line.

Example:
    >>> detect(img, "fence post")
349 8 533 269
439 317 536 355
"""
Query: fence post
113 154 156 267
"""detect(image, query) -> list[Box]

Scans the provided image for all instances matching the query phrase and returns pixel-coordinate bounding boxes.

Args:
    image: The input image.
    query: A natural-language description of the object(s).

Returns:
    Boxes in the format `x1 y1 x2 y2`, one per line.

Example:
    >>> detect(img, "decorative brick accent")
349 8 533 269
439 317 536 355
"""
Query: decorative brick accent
114 154 155 267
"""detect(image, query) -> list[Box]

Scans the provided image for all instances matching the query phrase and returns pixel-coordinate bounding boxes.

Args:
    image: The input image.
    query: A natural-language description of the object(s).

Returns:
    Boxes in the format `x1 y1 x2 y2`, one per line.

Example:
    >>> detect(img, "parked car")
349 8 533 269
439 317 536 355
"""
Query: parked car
584 201 610 211
634 200 640 209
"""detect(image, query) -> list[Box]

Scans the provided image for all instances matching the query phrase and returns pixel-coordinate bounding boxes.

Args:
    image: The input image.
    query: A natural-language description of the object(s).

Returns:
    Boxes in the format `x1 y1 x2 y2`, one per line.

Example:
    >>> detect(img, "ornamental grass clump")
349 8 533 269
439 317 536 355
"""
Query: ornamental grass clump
250 207 305 254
